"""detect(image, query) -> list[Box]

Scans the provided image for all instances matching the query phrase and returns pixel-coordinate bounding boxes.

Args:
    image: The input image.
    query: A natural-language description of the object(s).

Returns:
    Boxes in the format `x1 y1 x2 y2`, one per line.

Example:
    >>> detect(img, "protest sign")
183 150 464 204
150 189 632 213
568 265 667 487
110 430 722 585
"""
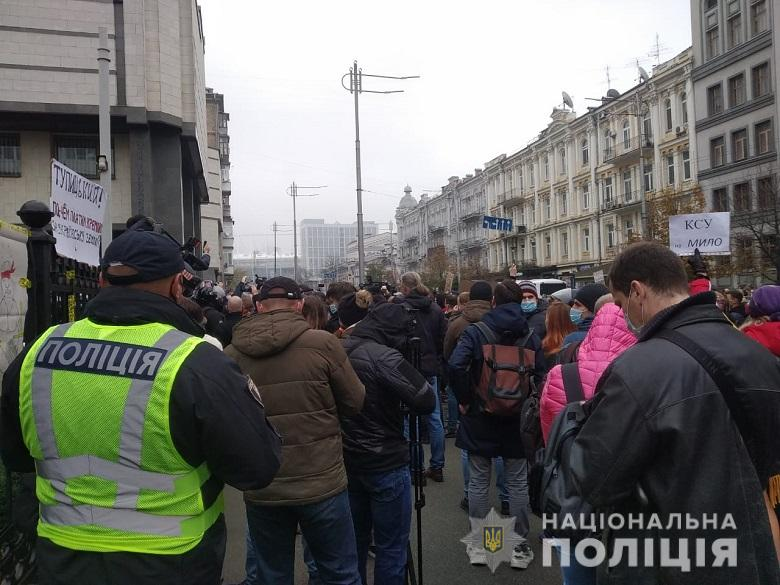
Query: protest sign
669 212 730 256
50 159 105 266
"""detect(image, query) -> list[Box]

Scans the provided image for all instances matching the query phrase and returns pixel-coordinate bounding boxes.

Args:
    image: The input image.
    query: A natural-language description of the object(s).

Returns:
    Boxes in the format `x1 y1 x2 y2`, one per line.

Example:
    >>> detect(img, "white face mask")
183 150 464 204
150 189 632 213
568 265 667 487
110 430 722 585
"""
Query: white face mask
624 293 644 337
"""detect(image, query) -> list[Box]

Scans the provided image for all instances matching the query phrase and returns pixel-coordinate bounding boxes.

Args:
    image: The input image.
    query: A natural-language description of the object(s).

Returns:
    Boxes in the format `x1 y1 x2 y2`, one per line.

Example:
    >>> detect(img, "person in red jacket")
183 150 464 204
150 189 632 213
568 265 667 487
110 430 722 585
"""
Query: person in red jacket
741 285 780 357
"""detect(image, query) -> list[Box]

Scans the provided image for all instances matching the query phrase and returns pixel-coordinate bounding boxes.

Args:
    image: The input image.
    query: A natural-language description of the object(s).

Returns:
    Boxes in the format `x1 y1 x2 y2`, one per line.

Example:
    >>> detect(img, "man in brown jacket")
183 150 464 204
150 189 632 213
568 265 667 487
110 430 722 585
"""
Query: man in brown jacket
225 276 365 585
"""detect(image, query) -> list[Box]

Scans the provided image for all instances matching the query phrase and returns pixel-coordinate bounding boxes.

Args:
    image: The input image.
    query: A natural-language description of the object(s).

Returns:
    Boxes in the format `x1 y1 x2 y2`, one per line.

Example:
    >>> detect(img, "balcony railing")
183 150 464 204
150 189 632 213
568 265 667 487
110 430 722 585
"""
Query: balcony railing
460 209 484 221
602 134 653 165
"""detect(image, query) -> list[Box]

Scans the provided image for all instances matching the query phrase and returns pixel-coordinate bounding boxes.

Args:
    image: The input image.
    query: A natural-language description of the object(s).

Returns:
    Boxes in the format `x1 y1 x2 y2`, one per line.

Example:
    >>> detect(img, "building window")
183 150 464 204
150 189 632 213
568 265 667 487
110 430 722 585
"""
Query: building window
0 134 21 177
604 130 614 159
756 120 773 154
625 218 636 240
681 92 688 124
713 187 729 211
607 223 616 248
529 201 536 225
582 184 590 209
583 227 590 253
560 191 568 216
559 148 566 175
729 74 746 107
545 234 551 259
666 154 675 185
642 112 653 143
711 136 726 166
704 0 717 9
519 170 524 191
706 24 720 60
734 182 751 211
219 136 230 158
623 120 631 149
543 156 549 181
561 232 569 257
604 177 613 202
732 128 748 161
665 98 673 131
530 239 537 262
752 62 770 98
623 170 633 201
758 176 775 208
644 163 654 192
55 135 99 178
737 236 754 266
751 0 768 35
218 113 228 129
581 139 589 165
683 150 691 180
544 197 551 220
727 11 742 49
707 84 723 116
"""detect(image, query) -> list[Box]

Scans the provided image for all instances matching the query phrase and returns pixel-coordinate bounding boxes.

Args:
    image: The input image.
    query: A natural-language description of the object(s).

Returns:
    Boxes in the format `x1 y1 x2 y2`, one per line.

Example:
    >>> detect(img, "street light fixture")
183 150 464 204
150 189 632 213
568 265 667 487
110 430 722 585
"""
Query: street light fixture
342 61 419 286
286 182 326 283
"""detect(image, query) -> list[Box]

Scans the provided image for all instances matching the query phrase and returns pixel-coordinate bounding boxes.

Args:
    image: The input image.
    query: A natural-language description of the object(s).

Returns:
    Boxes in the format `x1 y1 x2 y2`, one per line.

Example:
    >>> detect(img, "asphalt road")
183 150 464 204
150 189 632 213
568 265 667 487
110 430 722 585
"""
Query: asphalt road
221 438 562 585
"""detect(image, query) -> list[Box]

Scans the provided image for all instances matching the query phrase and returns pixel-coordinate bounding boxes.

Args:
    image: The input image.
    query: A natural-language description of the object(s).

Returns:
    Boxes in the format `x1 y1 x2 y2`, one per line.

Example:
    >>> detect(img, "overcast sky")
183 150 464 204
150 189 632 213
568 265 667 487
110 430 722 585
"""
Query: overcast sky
198 0 693 257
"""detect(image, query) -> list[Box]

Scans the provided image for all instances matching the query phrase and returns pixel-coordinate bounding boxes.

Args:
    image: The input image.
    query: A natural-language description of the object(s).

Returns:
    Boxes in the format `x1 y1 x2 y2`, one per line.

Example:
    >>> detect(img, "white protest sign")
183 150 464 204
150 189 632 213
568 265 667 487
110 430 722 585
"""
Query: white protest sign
669 212 730 256
593 270 605 284
50 159 105 266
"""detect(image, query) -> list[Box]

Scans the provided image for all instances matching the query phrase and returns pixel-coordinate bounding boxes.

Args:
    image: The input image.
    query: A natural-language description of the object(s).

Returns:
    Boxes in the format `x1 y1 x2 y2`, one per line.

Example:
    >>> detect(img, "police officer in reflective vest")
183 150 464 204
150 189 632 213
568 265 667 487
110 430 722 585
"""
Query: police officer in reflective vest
1 227 281 584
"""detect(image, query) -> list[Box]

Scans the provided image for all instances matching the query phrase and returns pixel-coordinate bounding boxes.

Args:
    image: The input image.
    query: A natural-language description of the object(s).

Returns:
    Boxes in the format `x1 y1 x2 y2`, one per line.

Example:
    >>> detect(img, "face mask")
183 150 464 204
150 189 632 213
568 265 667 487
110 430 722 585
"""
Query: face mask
329 303 338 315
521 300 537 313
624 294 643 337
569 307 583 325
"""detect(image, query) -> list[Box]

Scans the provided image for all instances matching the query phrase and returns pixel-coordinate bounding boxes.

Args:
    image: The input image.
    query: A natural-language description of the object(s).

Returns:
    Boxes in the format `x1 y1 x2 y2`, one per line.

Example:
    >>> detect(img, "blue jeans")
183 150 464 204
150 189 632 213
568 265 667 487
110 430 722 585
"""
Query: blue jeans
245 527 258 585
445 384 459 433
555 542 598 585
347 466 411 585
246 490 361 585
461 450 507 501
409 377 444 471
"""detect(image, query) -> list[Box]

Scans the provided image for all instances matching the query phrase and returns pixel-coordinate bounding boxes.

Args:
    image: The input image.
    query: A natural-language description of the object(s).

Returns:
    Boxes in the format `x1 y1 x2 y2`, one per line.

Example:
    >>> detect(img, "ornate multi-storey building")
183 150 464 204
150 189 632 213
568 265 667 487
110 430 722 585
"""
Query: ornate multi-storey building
395 48 696 284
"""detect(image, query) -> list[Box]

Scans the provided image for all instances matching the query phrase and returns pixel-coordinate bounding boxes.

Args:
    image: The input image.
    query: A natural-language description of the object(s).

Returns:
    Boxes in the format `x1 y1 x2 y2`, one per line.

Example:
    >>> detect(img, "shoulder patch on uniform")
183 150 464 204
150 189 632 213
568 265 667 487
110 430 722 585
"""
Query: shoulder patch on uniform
246 375 265 407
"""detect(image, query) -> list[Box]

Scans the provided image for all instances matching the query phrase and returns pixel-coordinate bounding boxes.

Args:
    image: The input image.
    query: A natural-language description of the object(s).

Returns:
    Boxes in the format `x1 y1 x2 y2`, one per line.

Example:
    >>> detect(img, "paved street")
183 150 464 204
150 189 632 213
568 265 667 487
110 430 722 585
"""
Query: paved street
222 437 561 585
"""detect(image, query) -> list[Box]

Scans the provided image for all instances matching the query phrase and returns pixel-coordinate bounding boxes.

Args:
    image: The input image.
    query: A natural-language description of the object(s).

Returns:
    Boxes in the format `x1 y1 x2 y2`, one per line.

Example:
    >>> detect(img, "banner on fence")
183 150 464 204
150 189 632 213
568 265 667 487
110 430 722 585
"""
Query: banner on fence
50 159 105 267
0 220 28 379
669 212 731 256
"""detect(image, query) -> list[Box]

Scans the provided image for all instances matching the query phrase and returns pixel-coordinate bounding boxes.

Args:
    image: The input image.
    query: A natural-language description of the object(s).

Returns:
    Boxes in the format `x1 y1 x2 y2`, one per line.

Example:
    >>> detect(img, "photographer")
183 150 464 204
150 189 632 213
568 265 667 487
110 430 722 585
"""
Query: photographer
341 303 435 585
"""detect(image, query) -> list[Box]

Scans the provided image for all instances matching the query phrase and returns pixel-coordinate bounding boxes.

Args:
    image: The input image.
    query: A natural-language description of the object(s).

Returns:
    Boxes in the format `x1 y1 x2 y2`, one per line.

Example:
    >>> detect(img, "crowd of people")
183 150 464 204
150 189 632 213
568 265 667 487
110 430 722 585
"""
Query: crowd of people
1 217 780 585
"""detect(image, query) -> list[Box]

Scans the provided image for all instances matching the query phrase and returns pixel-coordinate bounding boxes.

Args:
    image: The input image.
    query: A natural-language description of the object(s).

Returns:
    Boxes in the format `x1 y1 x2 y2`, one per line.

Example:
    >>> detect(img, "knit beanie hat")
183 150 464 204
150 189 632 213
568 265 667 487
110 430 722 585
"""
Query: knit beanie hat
574 283 610 314
516 280 539 298
469 280 493 302
749 285 780 321
338 290 373 328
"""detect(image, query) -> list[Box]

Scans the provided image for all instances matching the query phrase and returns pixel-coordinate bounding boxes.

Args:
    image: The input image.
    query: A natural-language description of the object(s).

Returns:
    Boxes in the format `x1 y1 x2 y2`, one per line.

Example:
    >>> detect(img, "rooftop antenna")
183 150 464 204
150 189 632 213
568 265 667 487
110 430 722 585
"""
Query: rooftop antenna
647 33 670 66
562 91 574 110
605 65 612 91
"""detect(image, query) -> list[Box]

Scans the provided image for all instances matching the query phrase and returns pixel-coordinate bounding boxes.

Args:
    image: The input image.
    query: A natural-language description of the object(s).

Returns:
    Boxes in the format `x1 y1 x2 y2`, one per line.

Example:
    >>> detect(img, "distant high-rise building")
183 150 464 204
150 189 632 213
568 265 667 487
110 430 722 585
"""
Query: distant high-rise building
300 219 378 280
205 88 234 281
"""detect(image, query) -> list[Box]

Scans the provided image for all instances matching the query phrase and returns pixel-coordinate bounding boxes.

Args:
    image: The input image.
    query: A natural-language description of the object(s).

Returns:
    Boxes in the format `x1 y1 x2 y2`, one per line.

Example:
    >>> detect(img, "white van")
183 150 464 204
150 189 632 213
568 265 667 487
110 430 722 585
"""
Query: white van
516 278 567 298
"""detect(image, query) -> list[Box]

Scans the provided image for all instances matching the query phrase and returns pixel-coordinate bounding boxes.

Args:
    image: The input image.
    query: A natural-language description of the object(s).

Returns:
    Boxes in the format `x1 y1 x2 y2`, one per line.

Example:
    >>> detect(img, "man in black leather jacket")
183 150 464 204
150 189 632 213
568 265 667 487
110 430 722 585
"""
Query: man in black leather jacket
569 242 780 585
342 303 435 585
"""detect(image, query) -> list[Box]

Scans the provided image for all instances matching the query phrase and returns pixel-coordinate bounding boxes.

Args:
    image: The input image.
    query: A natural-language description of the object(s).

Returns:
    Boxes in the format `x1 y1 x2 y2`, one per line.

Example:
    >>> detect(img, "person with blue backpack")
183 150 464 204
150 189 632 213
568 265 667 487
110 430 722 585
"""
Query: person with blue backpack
448 279 546 570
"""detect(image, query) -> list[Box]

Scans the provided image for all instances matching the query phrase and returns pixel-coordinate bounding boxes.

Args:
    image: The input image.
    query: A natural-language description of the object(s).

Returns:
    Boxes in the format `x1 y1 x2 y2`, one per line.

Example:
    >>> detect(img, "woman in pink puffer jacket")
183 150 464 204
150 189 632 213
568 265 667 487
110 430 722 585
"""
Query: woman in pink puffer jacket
540 302 637 443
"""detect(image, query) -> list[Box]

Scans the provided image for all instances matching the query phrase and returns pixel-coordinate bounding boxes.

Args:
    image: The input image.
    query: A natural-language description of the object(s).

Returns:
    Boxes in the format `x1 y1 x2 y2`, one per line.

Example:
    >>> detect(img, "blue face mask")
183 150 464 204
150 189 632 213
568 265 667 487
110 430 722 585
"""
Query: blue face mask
570 307 584 325
520 300 537 313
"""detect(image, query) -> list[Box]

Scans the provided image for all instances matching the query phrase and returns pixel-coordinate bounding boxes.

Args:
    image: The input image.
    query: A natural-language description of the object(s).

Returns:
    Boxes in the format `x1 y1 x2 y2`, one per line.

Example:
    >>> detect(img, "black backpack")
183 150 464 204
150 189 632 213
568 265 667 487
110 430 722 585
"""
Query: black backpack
529 363 593 539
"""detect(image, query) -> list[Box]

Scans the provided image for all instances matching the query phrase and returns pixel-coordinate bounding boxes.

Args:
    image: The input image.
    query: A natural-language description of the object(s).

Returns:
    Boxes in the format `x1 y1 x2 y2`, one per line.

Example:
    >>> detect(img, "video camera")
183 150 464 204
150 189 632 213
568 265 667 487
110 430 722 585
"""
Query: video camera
125 215 211 272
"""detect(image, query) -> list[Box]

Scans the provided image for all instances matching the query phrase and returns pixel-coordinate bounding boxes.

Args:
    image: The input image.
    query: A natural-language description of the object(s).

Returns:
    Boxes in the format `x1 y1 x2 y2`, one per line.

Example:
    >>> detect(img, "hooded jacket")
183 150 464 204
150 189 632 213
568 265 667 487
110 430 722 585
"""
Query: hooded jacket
540 303 636 443
0 286 282 584
443 299 492 359
743 321 780 357
448 302 545 459
569 293 780 585
561 315 594 347
225 310 365 506
341 304 435 474
393 292 448 377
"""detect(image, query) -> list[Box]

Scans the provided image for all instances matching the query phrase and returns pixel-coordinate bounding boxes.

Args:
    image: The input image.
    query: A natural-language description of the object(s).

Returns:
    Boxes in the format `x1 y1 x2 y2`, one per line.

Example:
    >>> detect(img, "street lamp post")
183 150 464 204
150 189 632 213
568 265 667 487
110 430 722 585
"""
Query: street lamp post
342 61 418 286
287 182 326 282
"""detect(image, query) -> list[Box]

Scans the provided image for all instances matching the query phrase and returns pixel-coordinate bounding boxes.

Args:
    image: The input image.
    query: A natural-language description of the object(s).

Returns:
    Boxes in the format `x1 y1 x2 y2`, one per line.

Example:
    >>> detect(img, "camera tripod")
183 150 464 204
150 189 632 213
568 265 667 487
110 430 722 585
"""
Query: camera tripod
404 336 425 585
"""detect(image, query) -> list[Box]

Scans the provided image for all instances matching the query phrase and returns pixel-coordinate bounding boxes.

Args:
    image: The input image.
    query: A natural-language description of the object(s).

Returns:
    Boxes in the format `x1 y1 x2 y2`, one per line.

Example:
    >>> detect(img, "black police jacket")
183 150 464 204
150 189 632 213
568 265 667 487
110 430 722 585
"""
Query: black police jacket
1 286 282 583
